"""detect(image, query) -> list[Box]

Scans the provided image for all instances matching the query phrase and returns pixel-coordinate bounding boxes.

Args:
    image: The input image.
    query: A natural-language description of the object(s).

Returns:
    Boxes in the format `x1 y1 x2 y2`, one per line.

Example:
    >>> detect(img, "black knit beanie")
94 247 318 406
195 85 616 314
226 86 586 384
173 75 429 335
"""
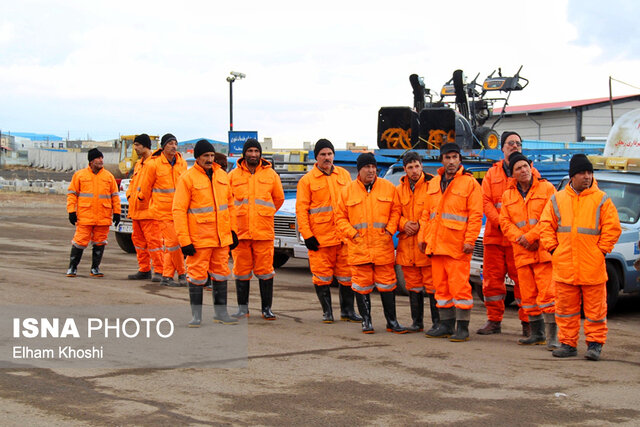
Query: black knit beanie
193 139 215 158
134 133 151 149
314 138 335 158
242 138 262 157
569 154 593 177
356 152 377 171
508 152 531 174
161 133 177 148
501 131 521 149
88 148 103 162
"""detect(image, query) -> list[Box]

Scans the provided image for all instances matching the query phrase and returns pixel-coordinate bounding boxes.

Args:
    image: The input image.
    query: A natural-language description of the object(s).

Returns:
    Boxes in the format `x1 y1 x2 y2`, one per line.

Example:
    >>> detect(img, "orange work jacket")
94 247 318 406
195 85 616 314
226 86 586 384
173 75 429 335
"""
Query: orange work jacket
67 166 121 226
499 176 556 268
335 177 401 266
296 164 352 247
483 160 540 246
396 172 433 267
229 158 284 240
418 166 483 259
172 163 237 249
138 151 188 221
126 156 153 220
539 178 621 285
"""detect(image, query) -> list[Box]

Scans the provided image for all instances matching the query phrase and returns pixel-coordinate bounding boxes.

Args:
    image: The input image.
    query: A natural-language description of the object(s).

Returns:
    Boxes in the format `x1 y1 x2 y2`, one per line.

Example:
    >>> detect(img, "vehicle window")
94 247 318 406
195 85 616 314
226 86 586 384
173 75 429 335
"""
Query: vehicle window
559 178 640 224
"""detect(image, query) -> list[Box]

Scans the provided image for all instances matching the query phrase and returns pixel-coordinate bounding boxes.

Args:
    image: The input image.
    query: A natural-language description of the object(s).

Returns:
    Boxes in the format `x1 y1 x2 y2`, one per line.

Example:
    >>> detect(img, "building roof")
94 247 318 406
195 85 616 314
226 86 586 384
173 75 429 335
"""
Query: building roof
10 132 63 141
178 138 228 146
495 94 640 115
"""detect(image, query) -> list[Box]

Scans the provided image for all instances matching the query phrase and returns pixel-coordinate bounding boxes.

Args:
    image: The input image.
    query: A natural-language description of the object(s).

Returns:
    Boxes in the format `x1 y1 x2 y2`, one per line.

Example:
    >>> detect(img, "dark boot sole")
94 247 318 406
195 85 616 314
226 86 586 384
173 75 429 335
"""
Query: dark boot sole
362 329 375 334
188 323 201 328
231 313 250 319
518 339 547 346
340 317 363 323
477 329 501 335
213 319 239 325
386 329 408 334
322 320 334 324
90 273 104 277
262 315 277 321
449 336 470 342
425 333 451 338
66 274 76 277
585 352 601 361
406 328 424 333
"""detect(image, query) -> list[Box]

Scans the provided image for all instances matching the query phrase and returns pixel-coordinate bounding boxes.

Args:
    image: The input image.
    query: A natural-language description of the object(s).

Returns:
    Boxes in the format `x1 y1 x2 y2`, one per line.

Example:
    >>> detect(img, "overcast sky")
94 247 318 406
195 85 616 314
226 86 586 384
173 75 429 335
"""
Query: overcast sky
1 0 638 147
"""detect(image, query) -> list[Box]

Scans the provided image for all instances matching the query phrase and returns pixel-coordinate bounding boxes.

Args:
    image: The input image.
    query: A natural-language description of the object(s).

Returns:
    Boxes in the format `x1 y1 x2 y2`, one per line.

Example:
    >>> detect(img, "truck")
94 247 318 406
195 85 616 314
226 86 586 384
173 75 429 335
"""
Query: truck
103 135 160 179
470 108 640 312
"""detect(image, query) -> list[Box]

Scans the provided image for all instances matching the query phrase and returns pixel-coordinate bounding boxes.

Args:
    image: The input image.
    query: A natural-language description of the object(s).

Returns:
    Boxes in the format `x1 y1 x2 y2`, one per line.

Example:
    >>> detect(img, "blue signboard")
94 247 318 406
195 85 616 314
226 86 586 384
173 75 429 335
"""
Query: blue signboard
228 131 258 155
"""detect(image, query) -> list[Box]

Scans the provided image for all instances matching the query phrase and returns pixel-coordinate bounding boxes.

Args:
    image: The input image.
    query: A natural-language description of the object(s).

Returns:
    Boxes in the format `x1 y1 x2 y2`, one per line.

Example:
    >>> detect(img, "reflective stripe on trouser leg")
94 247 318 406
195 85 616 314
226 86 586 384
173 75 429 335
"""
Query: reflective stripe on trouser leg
141 219 164 273
516 264 542 317
351 264 375 294
186 246 231 285
335 244 352 286
232 239 275 280
554 281 582 348
534 262 555 314
132 220 150 271
582 282 608 345
504 244 528 323
309 245 339 285
401 265 433 293
161 220 185 276
372 263 397 292
481 244 507 321
73 224 109 249
432 254 473 309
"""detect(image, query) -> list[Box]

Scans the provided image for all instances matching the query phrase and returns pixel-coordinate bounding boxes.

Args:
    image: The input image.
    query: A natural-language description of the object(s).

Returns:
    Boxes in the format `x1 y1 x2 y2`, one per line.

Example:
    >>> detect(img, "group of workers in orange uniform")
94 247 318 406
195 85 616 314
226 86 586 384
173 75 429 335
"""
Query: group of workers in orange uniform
65 131 621 361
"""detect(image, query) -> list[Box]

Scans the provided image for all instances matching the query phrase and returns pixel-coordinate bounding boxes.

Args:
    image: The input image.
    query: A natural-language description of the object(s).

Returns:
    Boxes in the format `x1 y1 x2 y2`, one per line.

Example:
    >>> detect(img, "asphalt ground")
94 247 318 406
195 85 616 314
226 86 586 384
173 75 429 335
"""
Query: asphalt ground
1 191 640 426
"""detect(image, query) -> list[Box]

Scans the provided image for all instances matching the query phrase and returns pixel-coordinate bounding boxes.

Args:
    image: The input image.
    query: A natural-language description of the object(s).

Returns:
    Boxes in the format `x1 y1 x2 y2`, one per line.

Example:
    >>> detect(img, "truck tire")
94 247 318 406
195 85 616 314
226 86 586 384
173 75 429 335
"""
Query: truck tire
273 252 290 269
394 264 408 296
605 262 620 313
115 231 136 254
475 126 500 149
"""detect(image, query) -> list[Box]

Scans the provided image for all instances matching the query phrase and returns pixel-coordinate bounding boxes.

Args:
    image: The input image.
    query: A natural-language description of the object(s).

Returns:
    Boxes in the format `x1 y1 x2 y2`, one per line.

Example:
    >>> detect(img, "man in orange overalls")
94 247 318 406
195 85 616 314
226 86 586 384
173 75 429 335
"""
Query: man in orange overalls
395 151 437 332
229 139 284 320
478 131 529 336
297 139 361 324
138 133 188 287
499 152 558 349
336 153 405 334
540 154 621 361
418 143 482 342
66 148 121 277
173 140 239 327
126 133 164 282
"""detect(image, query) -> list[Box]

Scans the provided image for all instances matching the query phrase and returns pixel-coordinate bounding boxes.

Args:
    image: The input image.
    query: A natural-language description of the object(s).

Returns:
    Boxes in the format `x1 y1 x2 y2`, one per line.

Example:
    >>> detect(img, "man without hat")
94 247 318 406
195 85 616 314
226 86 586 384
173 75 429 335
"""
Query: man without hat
335 152 406 334
66 148 121 277
296 139 362 324
173 139 239 327
126 134 164 283
137 133 188 286
418 143 482 342
499 152 558 349
228 138 285 320
477 131 530 336
540 154 621 360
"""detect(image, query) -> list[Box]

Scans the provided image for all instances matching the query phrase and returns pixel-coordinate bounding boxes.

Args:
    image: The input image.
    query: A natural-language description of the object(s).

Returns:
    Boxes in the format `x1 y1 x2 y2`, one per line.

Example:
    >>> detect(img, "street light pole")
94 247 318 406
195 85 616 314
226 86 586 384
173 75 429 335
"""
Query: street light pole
226 71 245 132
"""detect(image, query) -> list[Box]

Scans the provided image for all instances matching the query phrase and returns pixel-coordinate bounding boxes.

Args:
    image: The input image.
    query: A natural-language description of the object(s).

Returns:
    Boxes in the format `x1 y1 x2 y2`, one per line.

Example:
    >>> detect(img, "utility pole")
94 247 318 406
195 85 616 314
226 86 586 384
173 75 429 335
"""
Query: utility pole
226 71 246 131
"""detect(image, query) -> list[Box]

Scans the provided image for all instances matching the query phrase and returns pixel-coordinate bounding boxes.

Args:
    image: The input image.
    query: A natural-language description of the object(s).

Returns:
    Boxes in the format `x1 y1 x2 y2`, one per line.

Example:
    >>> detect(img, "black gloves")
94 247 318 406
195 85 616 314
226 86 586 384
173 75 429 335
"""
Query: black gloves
181 244 196 256
304 236 320 251
230 231 239 250
68 212 77 225
113 213 121 227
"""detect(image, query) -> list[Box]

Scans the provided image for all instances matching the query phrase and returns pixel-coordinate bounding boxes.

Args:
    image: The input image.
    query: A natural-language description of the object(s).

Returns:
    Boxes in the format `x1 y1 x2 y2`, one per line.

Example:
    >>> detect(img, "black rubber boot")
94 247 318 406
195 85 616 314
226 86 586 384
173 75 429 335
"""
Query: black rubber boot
380 291 407 334
314 284 334 323
212 280 238 325
232 280 250 318
355 292 374 333
585 342 603 361
90 245 105 277
449 308 471 342
128 270 151 280
544 312 560 351
406 291 424 333
552 343 578 358
188 283 203 328
259 278 276 320
521 321 531 337
66 246 84 277
427 293 440 330
518 316 546 345
425 307 455 338
338 282 362 322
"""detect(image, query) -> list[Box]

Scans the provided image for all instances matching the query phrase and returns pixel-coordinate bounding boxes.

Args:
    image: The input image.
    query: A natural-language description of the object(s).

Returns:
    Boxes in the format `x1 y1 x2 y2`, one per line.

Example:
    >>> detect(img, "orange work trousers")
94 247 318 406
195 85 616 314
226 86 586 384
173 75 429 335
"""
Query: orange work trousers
72 225 110 248
431 254 473 310
185 246 231 286
517 261 555 317
401 265 434 294
232 239 275 280
482 244 527 322
555 281 607 347
351 263 396 294
159 220 185 277
132 219 163 273
308 244 351 287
